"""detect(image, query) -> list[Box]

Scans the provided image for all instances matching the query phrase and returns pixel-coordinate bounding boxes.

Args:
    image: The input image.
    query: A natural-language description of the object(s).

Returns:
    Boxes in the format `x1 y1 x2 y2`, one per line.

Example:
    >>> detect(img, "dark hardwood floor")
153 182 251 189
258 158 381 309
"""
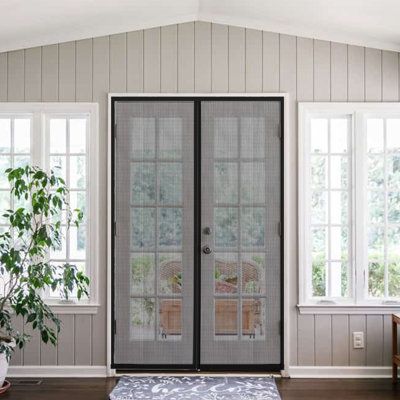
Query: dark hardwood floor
1 377 399 399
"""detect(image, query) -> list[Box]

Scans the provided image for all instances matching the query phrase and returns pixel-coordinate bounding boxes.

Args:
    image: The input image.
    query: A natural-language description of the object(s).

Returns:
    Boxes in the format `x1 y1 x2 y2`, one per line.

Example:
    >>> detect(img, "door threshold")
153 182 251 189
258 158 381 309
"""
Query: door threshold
115 371 282 378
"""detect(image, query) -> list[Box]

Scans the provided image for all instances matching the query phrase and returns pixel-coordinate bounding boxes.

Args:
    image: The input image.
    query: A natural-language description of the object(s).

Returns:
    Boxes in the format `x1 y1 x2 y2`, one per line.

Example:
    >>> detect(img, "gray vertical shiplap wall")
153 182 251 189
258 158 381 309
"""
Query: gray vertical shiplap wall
0 21 399 368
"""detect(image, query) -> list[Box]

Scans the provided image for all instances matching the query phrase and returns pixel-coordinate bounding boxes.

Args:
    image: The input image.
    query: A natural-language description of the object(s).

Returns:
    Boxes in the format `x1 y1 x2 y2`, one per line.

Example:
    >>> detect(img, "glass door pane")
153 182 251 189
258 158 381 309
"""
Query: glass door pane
200 101 282 366
114 101 194 366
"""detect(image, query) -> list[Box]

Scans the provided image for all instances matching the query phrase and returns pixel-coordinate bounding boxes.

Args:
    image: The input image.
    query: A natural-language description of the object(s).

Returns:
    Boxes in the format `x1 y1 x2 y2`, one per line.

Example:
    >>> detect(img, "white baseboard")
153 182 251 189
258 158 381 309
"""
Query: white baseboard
8 365 107 378
289 366 395 379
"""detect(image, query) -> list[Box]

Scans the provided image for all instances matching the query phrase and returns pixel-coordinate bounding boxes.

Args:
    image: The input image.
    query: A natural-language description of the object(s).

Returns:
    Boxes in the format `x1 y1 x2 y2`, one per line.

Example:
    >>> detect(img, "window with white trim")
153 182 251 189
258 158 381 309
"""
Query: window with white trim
0 104 98 308
299 103 400 307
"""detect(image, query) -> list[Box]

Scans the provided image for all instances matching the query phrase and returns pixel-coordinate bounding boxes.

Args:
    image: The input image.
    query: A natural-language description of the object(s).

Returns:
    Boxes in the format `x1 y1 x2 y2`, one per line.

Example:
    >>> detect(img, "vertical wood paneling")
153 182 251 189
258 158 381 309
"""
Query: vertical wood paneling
194 21 211 92
41 44 59 101
331 42 348 101
161 25 178 92
245 29 262 92
0 53 7 101
365 48 382 101
57 315 74 365
9 315 23 366
23 322 40 365
366 315 383 366
348 45 364 101
349 315 366 365
127 30 144 92
262 31 279 92
24 47 41 101
279 33 298 365
144 28 161 92
40 319 57 366
74 315 92 365
313 40 330 101
76 39 93 101
228 26 245 92
91 35 109 366
382 50 398 101
297 315 315 365
315 315 332 366
59 42 76 101
296 37 314 101
7 50 24 101
211 23 228 92
177 22 194 92
332 315 349 365
110 33 127 92
383 315 392 366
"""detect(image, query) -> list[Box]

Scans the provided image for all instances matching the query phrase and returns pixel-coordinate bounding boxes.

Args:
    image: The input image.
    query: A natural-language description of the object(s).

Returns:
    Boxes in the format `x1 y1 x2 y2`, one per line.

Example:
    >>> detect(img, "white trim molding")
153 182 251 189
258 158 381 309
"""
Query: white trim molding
298 304 400 315
107 93 291 376
289 366 397 379
8 366 107 378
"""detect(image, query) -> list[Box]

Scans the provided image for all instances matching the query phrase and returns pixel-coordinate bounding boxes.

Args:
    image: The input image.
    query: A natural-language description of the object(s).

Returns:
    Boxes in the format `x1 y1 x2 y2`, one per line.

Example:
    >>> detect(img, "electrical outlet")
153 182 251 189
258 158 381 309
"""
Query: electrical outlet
353 331 364 349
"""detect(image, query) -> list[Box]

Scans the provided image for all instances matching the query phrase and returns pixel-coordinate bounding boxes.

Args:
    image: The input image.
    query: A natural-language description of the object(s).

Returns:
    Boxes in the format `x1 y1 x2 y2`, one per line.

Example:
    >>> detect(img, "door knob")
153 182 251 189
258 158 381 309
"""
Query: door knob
202 245 212 255
203 227 212 235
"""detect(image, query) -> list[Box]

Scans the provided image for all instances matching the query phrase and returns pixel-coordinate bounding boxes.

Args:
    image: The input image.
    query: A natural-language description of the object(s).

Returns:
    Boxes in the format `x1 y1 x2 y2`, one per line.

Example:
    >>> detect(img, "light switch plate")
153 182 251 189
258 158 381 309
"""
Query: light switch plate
353 331 364 349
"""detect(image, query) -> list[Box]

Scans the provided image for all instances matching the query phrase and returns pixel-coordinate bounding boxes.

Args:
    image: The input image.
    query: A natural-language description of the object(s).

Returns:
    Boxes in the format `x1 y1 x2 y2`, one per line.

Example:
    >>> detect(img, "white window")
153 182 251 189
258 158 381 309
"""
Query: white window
299 103 400 312
0 103 98 312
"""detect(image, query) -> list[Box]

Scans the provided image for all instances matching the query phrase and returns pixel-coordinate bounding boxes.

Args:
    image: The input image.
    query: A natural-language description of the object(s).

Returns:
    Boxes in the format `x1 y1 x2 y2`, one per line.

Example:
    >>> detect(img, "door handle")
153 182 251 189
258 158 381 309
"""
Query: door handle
202 245 212 255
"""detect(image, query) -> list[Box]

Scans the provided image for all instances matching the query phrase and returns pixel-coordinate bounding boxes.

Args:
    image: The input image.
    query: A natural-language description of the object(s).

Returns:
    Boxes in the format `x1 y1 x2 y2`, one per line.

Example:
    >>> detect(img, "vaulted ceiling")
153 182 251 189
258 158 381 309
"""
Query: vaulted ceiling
1 0 400 53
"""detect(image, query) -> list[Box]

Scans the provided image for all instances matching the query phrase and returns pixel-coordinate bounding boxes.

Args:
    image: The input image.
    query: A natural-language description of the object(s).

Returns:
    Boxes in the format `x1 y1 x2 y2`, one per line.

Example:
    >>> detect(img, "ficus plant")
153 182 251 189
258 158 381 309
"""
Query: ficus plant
0 166 89 360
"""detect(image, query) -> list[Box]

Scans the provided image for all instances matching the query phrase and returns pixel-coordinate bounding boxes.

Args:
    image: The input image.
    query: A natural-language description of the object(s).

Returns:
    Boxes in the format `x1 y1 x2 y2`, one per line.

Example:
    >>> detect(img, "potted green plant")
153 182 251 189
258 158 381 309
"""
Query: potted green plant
0 166 89 391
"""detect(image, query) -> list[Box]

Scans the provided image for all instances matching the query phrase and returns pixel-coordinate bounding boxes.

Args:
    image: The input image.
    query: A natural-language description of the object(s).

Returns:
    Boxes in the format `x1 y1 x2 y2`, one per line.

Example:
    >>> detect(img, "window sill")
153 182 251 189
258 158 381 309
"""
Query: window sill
297 303 400 315
45 301 100 315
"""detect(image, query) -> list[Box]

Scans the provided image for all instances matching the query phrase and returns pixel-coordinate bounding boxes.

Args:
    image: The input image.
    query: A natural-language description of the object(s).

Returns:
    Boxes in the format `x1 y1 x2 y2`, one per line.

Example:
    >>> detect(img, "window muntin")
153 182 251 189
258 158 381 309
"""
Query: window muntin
301 105 400 306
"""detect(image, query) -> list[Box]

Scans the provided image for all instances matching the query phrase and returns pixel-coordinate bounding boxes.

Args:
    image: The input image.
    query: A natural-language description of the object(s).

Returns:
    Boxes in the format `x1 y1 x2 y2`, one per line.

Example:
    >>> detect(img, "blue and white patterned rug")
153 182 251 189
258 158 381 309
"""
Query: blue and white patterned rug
109 375 281 400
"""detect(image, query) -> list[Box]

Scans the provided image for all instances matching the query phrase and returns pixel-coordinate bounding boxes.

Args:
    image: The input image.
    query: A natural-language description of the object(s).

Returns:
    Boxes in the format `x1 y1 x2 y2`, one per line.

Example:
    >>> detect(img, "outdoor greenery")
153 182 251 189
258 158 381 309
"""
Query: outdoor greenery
0 166 89 360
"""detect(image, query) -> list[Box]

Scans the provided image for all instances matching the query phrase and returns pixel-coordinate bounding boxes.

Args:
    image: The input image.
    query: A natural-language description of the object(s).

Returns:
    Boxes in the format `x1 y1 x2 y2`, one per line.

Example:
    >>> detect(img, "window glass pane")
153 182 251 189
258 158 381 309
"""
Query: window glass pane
214 253 238 294
50 155 66 181
330 156 348 189
330 191 348 225
367 118 384 153
214 162 238 204
214 118 238 158
214 207 238 248
330 261 343 297
70 191 86 222
131 253 155 295
368 226 384 258
240 117 265 158
241 253 265 294
387 155 400 188
387 119 400 152
312 227 327 259
50 226 67 259
0 119 11 154
131 208 156 250
311 156 327 189
158 253 182 294
368 259 384 297
215 299 238 339
388 192 400 224
367 155 384 188
310 118 328 153
389 259 400 298
388 226 400 254
69 225 86 259
159 118 182 159
131 298 155 340
330 226 348 261
242 299 266 340
311 191 328 224
0 157 11 188
241 162 265 204
69 119 86 153
367 191 384 223
159 163 182 205
131 117 155 159
158 299 181 340
241 207 265 248
14 119 30 153
70 156 86 189
0 192 10 224
330 119 348 153
312 261 326 297
49 119 67 153
131 163 156 205
14 155 30 168
158 208 182 249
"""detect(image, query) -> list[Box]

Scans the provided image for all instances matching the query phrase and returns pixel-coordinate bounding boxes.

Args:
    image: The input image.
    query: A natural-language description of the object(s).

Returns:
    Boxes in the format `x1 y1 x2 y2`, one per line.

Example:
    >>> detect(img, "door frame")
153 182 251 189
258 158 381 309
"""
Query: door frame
107 93 291 376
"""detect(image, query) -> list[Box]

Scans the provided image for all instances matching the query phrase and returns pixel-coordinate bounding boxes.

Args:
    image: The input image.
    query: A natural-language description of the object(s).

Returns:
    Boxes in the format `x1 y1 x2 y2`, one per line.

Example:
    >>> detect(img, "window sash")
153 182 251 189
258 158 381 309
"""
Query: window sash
299 103 400 306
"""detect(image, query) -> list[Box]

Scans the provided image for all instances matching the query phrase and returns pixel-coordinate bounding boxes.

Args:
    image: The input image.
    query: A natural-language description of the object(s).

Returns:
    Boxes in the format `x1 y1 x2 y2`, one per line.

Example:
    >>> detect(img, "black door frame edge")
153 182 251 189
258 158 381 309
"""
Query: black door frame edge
110 96 285 372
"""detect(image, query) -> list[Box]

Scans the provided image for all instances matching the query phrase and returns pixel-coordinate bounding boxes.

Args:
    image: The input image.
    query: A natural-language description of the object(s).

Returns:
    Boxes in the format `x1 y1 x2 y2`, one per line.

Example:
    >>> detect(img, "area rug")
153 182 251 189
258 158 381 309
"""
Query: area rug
109 375 281 400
